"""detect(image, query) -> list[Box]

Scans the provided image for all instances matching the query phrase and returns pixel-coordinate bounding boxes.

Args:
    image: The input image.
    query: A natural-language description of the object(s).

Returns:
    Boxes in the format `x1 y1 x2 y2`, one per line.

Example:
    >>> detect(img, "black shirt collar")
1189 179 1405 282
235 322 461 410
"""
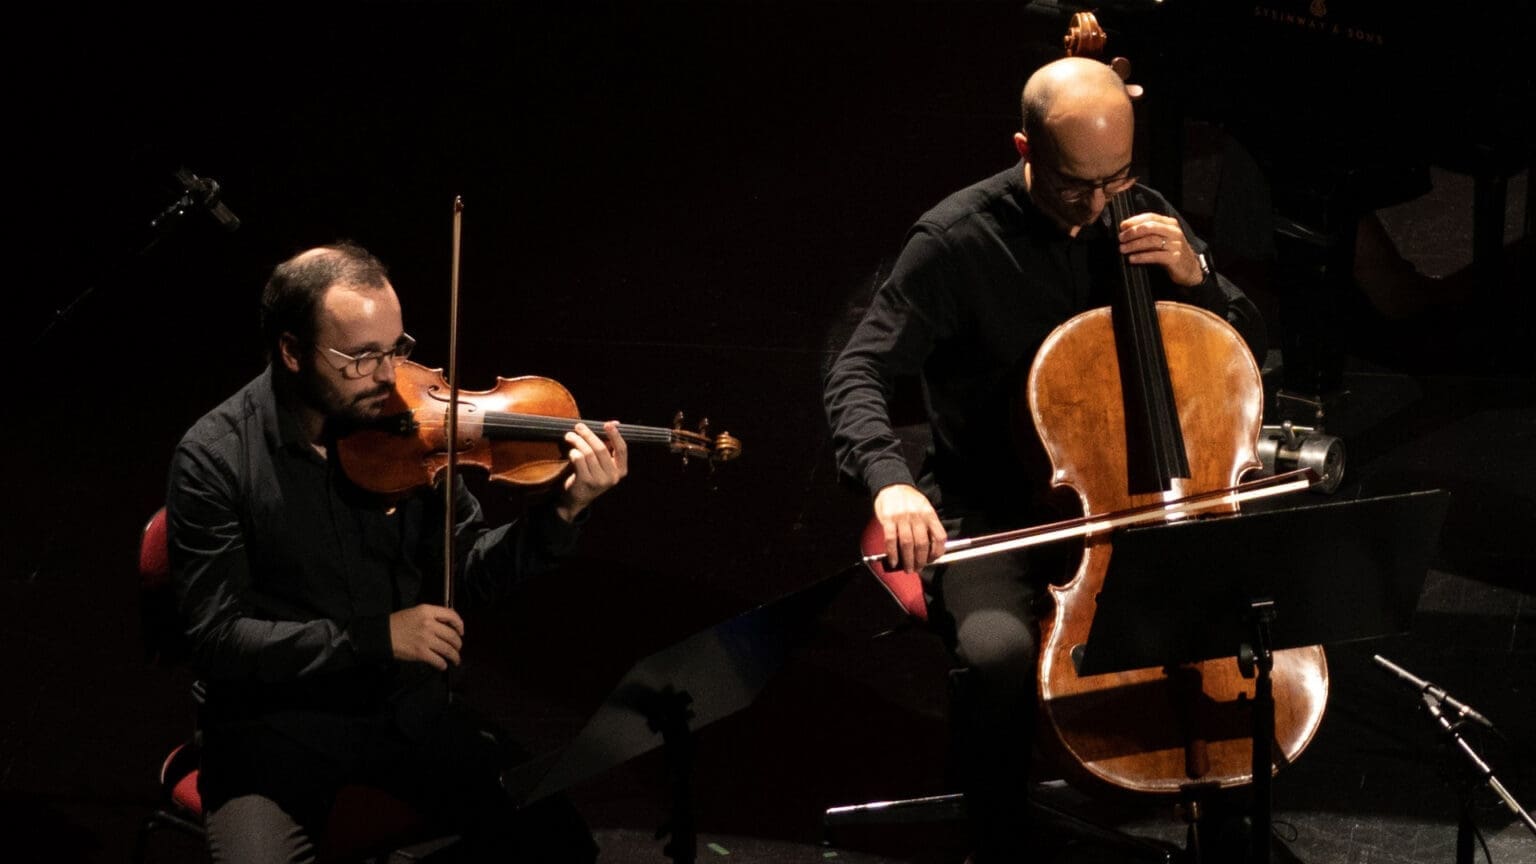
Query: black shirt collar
257 364 319 456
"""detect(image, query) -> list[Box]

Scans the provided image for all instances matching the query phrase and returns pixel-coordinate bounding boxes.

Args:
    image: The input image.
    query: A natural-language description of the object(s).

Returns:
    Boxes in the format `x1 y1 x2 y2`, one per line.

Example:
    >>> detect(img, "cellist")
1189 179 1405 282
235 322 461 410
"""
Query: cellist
822 57 1266 861
165 242 626 862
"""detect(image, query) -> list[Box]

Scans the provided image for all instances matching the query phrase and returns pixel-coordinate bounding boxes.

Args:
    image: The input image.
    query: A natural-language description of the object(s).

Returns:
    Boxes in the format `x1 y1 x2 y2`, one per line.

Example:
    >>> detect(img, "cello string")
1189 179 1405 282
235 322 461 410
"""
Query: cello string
1114 192 1159 407
1112 189 1187 481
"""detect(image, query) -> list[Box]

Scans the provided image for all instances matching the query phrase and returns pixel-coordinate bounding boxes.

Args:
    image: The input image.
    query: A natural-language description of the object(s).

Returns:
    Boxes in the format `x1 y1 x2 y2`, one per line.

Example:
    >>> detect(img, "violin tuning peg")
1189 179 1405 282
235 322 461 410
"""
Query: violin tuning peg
711 431 743 464
671 411 685 431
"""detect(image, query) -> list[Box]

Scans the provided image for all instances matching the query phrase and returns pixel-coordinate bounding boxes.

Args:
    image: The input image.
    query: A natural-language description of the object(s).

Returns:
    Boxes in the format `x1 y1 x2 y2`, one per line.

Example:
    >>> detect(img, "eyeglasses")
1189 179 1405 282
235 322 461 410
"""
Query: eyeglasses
1035 162 1136 204
317 333 416 378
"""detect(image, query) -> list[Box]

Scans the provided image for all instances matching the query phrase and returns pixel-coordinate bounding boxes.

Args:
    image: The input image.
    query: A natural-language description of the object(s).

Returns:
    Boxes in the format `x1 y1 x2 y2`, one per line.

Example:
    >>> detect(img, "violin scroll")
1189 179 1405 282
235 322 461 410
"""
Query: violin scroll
669 411 743 466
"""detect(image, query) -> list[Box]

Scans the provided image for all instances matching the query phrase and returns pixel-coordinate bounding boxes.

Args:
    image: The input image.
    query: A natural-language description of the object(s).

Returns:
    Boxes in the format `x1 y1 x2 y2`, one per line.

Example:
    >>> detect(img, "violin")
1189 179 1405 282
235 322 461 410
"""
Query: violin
334 359 742 498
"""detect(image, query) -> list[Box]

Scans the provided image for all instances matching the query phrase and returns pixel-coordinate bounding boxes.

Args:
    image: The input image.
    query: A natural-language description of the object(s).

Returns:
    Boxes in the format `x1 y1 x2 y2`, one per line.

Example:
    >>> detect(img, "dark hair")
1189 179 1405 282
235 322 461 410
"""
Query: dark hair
259 242 389 360
1021 83 1050 143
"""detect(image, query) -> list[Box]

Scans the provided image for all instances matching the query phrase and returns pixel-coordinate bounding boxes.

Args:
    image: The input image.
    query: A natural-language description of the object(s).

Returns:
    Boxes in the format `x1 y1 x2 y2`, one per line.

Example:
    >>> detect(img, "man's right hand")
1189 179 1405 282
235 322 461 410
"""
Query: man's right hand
874 483 947 574
388 604 465 671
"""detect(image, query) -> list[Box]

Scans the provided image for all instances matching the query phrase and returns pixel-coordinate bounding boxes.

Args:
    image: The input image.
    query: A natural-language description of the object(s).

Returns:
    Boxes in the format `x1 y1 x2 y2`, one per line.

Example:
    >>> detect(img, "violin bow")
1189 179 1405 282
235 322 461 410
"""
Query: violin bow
443 196 464 610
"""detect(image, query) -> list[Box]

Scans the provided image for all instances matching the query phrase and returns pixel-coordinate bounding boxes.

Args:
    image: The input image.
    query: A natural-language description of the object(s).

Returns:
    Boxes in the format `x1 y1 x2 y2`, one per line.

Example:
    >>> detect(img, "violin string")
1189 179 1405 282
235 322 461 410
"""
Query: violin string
399 411 687 442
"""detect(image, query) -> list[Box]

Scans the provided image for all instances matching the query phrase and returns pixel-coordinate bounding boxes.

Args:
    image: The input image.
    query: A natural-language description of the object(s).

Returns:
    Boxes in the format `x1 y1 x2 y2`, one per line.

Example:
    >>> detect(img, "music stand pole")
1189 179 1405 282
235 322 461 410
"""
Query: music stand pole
1076 490 1454 863
645 688 698 864
1243 600 1277 864
1417 692 1536 862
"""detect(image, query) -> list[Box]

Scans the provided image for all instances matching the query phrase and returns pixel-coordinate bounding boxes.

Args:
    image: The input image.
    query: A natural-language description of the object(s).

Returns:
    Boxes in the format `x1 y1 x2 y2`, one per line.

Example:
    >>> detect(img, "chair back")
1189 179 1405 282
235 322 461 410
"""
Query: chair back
861 516 929 621
140 507 170 590
139 506 188 665
136 505 441 860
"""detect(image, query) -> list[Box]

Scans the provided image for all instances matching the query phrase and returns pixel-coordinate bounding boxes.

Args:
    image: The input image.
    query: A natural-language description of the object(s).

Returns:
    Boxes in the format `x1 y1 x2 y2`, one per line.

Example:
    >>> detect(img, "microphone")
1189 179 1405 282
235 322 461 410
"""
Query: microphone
173 168 241 231
1373 654 1495 729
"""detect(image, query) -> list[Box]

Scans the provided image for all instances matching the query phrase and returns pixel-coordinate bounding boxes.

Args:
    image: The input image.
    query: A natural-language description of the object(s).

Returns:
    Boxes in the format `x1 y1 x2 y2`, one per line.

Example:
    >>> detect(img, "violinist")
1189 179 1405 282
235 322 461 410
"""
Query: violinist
822 57 1266 862
165 242 625 862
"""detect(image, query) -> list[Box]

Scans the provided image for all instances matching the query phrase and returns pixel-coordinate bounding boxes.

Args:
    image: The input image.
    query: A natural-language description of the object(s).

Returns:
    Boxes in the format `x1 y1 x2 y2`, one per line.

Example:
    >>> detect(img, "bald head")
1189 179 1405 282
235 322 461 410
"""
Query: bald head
1020 57 1133 145
1014 57 1137 231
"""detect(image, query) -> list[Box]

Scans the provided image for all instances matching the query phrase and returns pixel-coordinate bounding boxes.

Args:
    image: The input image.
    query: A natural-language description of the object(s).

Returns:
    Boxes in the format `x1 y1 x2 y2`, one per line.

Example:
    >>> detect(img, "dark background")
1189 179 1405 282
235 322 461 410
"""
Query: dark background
4 2 1533 862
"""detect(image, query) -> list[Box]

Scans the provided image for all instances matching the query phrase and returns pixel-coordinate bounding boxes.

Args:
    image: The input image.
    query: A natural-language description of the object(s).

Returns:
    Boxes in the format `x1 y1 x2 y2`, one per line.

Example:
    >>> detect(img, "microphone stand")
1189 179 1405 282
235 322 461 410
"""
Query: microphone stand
151 169 241 234
1418 694 1536 862
1377 656 1536 862
31 168 240 349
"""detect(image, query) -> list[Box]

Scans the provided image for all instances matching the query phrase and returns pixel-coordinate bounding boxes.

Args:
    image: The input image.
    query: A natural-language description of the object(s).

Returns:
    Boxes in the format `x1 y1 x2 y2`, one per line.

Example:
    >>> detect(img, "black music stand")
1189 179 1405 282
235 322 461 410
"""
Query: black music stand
1077 489 1451 864
502 568 852 864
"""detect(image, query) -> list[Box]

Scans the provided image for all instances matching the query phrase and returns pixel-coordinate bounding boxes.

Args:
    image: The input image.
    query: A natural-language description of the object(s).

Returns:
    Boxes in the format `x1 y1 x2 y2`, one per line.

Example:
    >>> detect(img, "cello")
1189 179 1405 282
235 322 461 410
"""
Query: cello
1026 187 1329 802
1022 12 1329 805
857 200 1330 801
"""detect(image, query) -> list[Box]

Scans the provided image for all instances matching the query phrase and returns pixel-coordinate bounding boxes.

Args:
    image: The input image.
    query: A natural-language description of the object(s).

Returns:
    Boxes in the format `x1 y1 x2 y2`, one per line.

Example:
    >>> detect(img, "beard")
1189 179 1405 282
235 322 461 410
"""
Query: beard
297 359 394 429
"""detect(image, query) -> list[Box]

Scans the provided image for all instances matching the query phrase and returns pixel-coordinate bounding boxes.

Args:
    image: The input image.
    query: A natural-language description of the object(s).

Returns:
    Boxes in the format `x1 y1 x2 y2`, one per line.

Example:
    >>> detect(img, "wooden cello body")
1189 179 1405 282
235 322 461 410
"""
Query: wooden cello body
1026 237 1328 797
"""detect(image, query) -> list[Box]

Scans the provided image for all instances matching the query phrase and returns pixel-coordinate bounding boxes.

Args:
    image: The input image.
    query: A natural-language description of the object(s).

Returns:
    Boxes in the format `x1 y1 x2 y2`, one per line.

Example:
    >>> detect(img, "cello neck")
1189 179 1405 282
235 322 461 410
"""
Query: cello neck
1108 191 1189 493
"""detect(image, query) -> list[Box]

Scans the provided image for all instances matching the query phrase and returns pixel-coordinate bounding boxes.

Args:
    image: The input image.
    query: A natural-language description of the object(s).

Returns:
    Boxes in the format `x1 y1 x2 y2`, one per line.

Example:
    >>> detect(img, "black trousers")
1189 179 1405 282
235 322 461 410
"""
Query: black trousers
200 701 597 864
924 519 1075 864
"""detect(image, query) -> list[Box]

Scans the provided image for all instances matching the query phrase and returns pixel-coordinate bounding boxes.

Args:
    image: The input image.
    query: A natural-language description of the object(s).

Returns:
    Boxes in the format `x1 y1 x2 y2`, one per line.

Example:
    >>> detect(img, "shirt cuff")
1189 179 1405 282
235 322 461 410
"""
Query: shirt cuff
533 499 584 557
1185 255 1222 307
351 613 394 665
864 459 916 496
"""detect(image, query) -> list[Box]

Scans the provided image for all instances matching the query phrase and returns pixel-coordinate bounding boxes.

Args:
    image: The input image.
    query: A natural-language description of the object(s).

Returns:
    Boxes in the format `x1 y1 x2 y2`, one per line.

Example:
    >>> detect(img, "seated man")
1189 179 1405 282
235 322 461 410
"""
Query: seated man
823 57 1265 861
167 242 627 862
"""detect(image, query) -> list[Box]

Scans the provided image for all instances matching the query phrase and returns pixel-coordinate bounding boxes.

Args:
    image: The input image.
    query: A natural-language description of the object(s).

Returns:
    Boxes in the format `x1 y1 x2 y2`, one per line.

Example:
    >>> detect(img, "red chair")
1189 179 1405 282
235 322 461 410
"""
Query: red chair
859 516 930 622
133 507 446 863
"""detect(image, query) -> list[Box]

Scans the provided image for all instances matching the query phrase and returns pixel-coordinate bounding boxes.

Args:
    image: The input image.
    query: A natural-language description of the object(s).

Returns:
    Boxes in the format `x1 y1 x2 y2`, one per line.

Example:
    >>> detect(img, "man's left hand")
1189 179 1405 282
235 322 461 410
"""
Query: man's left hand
556 421 628 522
1118 213 1204 288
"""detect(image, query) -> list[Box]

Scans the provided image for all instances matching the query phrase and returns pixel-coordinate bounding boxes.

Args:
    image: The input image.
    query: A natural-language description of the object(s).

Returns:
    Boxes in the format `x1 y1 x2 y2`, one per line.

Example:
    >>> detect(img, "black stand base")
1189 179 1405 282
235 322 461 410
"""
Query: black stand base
645 688 698 864
822 789 1177 863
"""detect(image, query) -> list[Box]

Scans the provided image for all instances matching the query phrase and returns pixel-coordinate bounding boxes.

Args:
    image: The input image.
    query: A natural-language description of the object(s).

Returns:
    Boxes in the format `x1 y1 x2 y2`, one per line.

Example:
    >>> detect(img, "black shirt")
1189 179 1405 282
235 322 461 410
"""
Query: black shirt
824 163 1266 521
166 365 580 755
